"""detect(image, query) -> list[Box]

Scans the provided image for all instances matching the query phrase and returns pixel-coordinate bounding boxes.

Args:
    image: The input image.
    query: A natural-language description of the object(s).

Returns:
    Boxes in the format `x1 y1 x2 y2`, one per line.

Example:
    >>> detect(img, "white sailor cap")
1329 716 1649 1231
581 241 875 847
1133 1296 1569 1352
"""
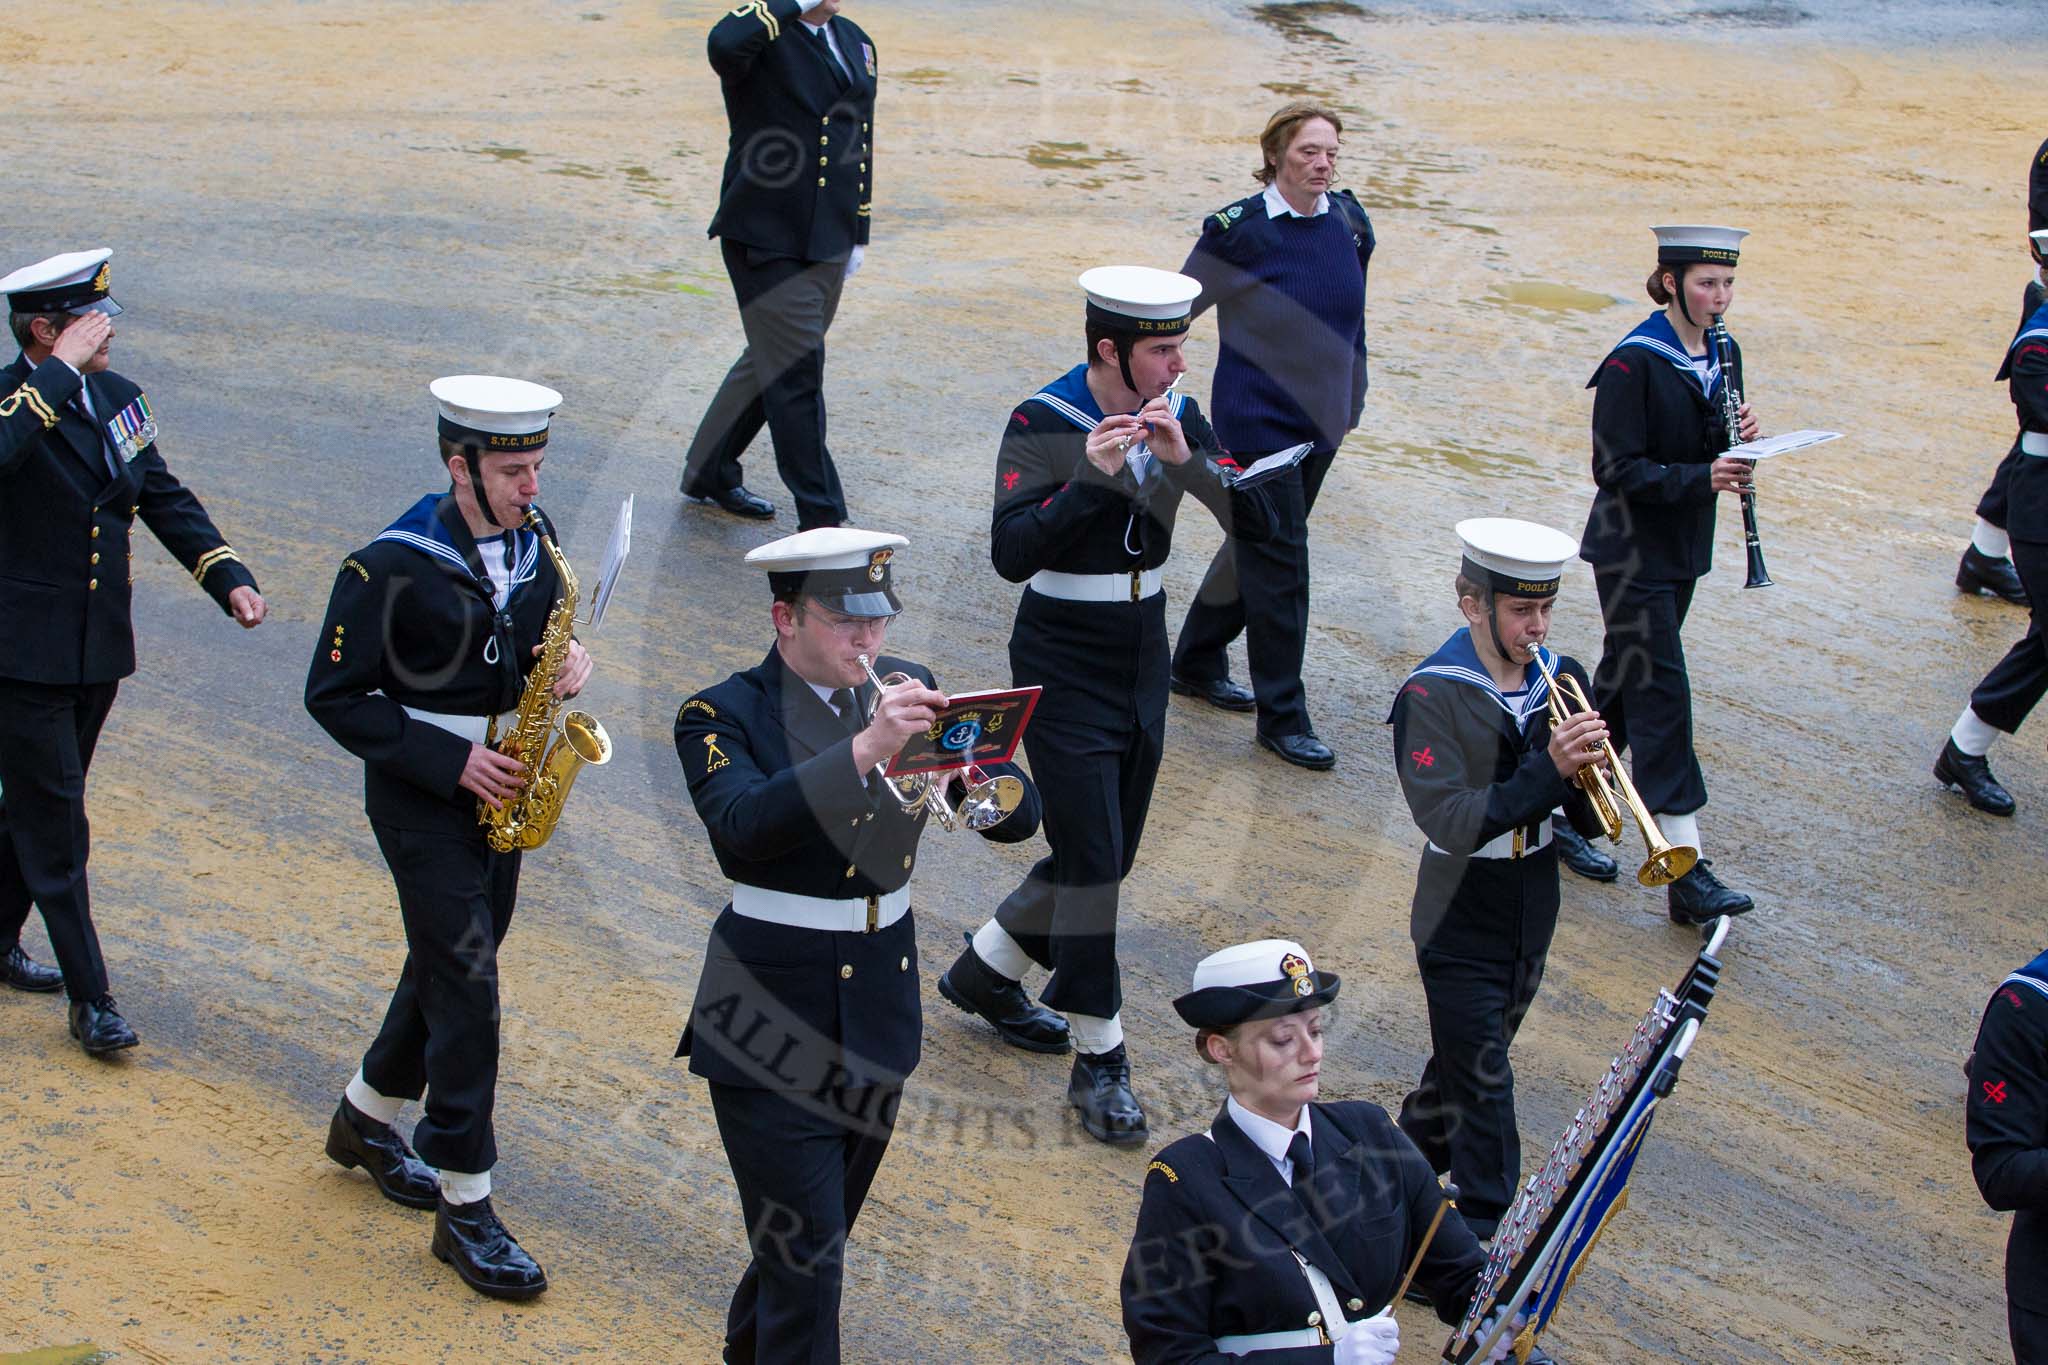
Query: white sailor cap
746 526 910 618
430 374 563 453
0 248 121 317
1079 265 1202 334
2031 229 2048 255
1174 938 1341 1030
1457 517 1579 599
1651 224 1748 267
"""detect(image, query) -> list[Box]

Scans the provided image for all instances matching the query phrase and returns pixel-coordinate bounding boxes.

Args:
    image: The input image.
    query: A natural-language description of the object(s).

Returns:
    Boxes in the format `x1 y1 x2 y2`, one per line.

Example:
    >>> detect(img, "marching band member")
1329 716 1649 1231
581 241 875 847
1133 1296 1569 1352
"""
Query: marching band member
1936 232 2048 818
1120 939 1516 1365
306 376 590 1301
0 248 266 1057
1967 947 2048 1364
1578 224 1760 926
1389 519 1605 1259
673 528 1039 1363
941 267 1275 1146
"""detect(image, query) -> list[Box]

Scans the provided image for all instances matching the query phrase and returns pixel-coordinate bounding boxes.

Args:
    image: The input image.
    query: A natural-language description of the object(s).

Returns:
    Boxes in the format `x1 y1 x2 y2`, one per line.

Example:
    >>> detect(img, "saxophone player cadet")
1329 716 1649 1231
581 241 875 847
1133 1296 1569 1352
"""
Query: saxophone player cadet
0 249 265 1058
673 527 1040 1363
304 375 592 1301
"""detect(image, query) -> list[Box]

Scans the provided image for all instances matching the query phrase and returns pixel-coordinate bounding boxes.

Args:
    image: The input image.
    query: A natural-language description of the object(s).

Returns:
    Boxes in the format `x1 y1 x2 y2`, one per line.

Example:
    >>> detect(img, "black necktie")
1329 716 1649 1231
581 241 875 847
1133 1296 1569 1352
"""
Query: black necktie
812 24 849 83
830 688 862 735
1286 1131 1315 1187
72 391 119 478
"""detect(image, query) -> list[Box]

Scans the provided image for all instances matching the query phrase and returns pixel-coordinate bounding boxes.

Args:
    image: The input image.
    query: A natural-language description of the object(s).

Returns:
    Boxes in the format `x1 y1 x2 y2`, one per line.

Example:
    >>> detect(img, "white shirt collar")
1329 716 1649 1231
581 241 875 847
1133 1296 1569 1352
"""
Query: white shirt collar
1227 1095 1313 1181
806 677 853 717
1262 183 1329 219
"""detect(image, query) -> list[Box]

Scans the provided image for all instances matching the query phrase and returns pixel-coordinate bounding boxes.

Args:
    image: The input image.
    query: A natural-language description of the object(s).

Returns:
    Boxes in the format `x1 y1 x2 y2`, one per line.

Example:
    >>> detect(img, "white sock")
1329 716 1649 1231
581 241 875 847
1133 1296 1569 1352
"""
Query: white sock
1068 1011 1124 1055
971 919 1033 982
438 1168 491 1206
1952 706 2000 757
345 1068 403 1126
1973 519 2011 559
1657 811 1701 858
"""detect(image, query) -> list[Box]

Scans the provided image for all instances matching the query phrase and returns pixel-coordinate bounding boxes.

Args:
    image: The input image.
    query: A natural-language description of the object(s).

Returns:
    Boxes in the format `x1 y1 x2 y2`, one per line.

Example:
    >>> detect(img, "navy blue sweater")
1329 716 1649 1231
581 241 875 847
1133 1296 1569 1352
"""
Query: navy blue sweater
1180 189 1374 454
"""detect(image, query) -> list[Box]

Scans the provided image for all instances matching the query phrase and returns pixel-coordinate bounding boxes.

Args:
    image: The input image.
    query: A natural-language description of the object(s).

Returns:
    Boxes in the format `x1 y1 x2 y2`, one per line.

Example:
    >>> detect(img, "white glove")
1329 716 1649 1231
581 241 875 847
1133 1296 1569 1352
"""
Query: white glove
1477 1310 1526 1363
843 245 865 280
1332 1310 1398 1365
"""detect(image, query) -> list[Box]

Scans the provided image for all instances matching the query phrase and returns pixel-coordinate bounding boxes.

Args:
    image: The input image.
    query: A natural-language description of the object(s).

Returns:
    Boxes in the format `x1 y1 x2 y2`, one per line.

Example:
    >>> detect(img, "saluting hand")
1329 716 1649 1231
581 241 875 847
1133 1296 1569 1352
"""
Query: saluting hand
851 678 947 774
547 638 593 700
50 312 112 370
227 586 267 628
1547 710 1608 781
460 743 526 810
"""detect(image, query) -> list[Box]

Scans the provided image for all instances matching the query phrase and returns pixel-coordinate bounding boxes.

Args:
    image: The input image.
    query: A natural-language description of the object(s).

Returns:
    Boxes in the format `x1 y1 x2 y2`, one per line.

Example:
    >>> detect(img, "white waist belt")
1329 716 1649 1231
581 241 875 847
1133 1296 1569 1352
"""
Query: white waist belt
403 705 518 746
1428 822 1554 860
1215 1328 1325 1354
732 883 910 933
1028 567 1162 602
2022 431 2048 457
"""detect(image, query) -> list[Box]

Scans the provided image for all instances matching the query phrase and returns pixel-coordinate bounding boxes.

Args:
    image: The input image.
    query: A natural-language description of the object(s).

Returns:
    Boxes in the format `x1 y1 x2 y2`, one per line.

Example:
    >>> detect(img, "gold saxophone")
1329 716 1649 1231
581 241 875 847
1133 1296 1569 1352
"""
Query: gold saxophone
478 507 613 852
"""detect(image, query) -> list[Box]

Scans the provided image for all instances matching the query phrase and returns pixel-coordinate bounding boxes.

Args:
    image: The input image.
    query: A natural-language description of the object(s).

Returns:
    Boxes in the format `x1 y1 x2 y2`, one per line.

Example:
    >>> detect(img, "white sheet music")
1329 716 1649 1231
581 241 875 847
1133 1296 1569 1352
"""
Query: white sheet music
586 494 632 632
1727 429 1842 461
1230 442 1315 485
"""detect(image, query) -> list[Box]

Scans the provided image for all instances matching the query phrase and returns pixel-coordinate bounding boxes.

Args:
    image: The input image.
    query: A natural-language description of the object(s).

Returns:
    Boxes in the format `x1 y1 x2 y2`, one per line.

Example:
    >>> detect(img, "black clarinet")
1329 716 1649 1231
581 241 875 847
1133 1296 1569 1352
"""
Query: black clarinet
1708 314 1773 589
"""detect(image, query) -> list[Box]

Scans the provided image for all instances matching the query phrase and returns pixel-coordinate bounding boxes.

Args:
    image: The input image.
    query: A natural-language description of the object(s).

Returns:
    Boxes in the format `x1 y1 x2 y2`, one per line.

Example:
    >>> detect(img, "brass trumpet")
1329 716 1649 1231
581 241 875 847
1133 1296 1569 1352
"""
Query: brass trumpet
856 655 1024 834
1530 647 1696 887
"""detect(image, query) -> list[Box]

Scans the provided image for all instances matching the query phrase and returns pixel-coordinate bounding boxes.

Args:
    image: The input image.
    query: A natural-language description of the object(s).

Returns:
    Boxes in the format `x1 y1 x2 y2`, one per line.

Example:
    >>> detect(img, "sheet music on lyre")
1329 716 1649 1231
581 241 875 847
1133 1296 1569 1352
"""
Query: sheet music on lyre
587 494 633 632
1726 429 1842 461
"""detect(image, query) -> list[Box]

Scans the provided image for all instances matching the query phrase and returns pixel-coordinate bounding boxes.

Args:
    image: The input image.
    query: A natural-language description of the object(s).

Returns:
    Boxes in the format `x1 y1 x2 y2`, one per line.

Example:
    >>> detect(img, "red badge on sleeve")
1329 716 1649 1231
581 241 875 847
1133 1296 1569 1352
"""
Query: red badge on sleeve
1411 746 1435 769
1982 1080 2008 1104
1002 469 1020 490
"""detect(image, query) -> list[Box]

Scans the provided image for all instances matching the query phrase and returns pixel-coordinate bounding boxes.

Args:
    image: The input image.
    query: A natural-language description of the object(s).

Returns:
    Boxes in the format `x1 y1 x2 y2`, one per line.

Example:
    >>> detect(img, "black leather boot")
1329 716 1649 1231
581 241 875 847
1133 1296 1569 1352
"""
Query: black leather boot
1169 674 1255 712
1666 860 1753 925
1068 1044 1148 1145
432 1196 547 1300
937 936 1070 1053
1957 544 2029 605
67 994 138 1056
4 945 63 993
1934 738 2017 816
1553 821 1619 882
325 1099 440 1209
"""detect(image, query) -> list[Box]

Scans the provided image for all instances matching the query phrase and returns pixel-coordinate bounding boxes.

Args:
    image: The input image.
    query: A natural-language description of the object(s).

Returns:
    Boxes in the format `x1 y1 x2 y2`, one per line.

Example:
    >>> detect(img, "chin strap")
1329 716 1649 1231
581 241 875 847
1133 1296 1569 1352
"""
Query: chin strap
462 445 506 530
1485 595 1515 665
1115 334 1140 395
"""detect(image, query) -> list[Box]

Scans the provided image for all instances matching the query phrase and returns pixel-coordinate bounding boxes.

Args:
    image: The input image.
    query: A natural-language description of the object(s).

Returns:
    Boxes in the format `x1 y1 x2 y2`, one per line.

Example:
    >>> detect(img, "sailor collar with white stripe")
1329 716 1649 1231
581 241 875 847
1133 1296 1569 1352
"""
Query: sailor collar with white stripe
2010 297 2048 356
1614 310 1722 399
374 492 540 598
1262 183 1329 219
1022 362 1188 433
2004 947 2048 1002
1402 626 1555 725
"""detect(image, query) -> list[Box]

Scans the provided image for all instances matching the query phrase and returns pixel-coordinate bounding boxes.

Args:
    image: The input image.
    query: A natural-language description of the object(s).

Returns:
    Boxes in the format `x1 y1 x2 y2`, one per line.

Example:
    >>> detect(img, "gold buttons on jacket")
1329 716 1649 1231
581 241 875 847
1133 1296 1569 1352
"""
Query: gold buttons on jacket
899 957 909 971
901 855 911 869
845 864 857 878
817 177 827 187
1346 1298 1364 1313
88 578 98 590
89 552 99 565
820 134 829 145
839 964 853 980
821 116 830 126
1306 1312 1322 1327
90 526 100 539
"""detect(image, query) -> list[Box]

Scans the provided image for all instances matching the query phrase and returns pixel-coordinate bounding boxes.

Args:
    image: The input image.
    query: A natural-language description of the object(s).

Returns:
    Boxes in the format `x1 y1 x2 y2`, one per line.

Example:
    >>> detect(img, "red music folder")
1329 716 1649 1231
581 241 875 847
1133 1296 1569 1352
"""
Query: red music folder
883 685 1042 778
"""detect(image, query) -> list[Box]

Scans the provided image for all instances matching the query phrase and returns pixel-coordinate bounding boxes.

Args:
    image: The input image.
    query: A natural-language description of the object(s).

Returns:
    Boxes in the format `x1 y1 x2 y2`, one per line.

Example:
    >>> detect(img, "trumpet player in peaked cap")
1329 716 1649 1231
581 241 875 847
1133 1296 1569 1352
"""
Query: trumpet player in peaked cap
0 247 265 1058
305 375 594 1301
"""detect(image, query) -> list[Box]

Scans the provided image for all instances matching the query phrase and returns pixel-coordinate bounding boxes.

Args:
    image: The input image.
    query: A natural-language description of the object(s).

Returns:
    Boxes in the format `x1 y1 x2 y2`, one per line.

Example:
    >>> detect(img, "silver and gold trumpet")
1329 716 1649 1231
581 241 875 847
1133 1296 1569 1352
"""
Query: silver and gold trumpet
856 655 1024 834
1530 646 1696 887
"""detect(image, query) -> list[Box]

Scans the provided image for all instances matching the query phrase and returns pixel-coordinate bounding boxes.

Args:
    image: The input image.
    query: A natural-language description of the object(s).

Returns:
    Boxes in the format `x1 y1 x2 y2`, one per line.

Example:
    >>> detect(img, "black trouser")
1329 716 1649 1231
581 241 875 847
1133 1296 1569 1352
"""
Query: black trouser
1589 568 1705 815
1172 448 1335 738
358 821 521 1174
708 1081 901 1365
1397 948 1546 1241
1979 440 2022 529
0 678 119 1002
683 238 849 530
2015 1300 2048 1365
992 709 1165 1022
1971 539 2048 733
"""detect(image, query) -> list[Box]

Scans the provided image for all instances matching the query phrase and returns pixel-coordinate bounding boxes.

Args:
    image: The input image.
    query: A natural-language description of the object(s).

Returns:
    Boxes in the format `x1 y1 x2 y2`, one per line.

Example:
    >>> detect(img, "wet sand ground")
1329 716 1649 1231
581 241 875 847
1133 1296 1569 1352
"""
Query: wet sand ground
2 1 2042 1360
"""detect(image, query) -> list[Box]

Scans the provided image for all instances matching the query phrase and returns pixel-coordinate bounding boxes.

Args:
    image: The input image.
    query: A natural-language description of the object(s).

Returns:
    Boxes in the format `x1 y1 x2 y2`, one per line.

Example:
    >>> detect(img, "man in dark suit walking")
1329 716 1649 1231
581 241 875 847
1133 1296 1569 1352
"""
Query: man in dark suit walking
681 0 876 531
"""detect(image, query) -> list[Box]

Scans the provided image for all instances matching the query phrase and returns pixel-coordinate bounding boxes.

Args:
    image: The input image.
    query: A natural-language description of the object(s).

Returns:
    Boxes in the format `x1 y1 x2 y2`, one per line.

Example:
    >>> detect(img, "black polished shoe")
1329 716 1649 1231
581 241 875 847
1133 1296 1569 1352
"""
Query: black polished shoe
1553 822 1619 883
4 945 63 993
937 937 1070 1054
1958 544 2029 605
1256 731 1336 771
1170 674 1256 713
432 1196 547 1301
683 483 775 519
1068 1044 1148 1146
1666 860 1753 926
1935 738 2017 816
325 1099 440 1210
67 994 138 1056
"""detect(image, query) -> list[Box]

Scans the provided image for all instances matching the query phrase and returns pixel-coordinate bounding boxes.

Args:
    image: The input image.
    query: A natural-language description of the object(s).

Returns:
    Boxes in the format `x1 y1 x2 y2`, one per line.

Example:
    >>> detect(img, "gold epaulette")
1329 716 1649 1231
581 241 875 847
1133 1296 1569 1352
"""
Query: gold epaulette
730 0 779 40
192 545 243 584
0 382 58 428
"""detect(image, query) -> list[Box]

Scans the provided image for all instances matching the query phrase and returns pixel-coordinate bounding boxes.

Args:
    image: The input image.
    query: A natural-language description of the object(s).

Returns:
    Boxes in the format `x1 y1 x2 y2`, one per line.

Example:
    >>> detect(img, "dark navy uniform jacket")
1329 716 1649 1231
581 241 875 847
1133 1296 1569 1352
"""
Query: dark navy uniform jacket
1122 1100 1484 1364
674 646 1040 1093
1997 301 2048 543
708 0 875 262
1969 950 2048 1315
1578 313 1745 582
0 353 257 685
304 493 559 836
1389 632 1601 962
